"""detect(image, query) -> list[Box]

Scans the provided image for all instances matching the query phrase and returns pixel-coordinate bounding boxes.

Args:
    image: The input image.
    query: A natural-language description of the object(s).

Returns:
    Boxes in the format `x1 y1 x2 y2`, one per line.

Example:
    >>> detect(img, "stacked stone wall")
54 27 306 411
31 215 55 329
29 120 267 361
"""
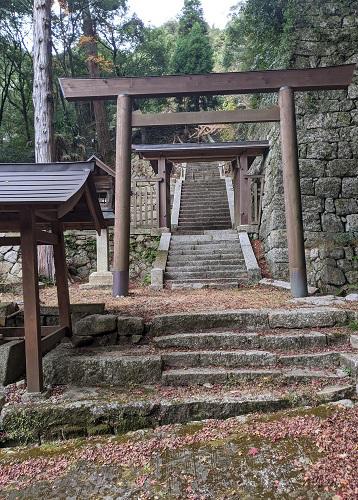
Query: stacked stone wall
255 0 358 292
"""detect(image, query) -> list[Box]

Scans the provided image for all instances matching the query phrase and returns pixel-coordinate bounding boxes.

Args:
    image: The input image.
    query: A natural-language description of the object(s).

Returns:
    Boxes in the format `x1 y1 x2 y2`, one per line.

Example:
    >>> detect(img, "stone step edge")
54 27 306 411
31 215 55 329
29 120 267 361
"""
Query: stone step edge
162 367 347 386
1 385 355 446
150 308 350 336
161 350 344 368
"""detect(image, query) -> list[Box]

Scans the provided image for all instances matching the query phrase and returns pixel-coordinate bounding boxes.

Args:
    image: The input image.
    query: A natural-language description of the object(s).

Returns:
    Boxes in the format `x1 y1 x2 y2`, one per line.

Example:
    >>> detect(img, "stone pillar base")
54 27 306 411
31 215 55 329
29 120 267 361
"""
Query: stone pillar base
80 271 113 289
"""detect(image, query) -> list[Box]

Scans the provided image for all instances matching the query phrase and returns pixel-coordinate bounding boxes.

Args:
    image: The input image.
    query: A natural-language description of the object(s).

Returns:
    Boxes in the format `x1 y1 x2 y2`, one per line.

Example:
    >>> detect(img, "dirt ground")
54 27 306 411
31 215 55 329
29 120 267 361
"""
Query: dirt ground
1 283 357 321
1 284 296 321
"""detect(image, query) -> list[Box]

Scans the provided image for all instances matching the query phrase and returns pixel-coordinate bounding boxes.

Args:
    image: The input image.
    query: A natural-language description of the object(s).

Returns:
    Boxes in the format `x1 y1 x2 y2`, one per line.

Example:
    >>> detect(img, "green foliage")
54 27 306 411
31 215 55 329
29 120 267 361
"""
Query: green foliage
222 0 297 71
170 0 214 111
348 321 358 332
171 22 213 75
178 0 207 35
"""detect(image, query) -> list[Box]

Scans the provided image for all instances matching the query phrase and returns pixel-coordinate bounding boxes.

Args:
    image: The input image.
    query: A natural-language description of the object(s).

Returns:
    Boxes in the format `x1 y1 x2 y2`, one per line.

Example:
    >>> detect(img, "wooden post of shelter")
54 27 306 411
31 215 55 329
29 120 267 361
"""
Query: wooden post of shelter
158 158 171 229
52 222 72 335
239 154 250 226
279 86 308 298
20 209 43 393
113 94 132 297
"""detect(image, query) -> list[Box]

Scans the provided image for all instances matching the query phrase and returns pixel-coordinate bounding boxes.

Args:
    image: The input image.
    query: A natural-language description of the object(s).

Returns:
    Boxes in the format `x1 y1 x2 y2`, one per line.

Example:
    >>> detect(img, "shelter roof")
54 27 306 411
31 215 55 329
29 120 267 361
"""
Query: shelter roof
0 161 105 232
132 141 270 162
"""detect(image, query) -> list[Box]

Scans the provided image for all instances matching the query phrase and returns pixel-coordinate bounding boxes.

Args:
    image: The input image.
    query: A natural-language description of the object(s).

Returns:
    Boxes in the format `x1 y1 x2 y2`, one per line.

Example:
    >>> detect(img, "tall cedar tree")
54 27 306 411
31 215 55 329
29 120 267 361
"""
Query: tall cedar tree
33 0 55 279
171 0 214 111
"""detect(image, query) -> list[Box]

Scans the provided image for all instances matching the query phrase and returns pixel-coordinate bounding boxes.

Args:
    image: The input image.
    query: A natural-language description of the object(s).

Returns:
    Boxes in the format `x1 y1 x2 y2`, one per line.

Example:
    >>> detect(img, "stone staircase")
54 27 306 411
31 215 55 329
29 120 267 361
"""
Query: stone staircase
165 162 248 289
151 308 356 390
4 307 357 445
165 230 249 289
176 163 231 234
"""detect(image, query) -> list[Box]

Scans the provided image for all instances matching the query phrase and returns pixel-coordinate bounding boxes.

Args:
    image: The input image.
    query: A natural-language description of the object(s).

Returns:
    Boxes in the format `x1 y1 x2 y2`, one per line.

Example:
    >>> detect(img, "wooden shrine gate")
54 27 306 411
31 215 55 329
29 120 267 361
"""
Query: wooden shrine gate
60 64 355 298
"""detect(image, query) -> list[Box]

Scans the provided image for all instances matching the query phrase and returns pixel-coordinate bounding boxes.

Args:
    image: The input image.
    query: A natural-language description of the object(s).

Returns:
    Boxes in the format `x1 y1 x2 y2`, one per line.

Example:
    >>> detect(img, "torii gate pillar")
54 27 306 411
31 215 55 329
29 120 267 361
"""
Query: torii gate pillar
113 94 132 297
279 86 308 298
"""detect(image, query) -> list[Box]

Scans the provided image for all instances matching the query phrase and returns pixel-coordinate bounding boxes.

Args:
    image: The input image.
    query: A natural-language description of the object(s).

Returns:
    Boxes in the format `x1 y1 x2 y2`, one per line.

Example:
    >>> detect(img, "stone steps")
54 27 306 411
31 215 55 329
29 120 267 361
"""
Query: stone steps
150 308 349 336
169 244 241 251
166 264 245 273
153 331 331 350
165 269 247 280
165 278 245 289
166 259 244 268
162 367 346 386
167 254 242 262
3 383 356 445
161 350 341 369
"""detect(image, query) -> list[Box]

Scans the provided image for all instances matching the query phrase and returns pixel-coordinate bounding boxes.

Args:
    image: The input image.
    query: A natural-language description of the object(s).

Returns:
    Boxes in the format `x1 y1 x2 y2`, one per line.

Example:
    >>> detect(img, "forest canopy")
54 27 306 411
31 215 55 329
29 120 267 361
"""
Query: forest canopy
0 0 294 163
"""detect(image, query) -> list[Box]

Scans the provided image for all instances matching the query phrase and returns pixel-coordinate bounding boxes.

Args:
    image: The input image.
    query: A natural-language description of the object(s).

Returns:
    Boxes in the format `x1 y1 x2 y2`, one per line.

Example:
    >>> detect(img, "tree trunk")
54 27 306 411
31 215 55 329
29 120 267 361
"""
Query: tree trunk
33 0 55 279
82 2 113 164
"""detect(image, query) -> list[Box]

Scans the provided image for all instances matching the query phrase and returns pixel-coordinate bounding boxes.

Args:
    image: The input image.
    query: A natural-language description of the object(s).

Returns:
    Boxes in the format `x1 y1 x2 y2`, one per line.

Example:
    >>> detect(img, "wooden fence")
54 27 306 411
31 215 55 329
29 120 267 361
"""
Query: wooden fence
131 177 161 229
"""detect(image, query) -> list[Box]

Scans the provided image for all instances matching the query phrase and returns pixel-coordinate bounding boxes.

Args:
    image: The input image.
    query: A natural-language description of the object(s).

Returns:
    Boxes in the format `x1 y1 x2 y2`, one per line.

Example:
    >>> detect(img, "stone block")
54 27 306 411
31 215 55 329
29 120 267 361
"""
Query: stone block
327 159 358 177
150 310 269 336
346 214 358 232
0 302 19 327
299 160 326 178
342 178 358 197
346 270 358 284
315 178 341 198
302 195 324 212
335 199 358 216
268 308 347 329
266 230 287 250
117 316 144 337
350 335 358 349
325 198 335 213
302 212 321 231
321 213 344 232
266 248 288 263
300 178 314 195
320 265 346 286
0 340 25 386
269 210 286 230
306 142 337 160
74 314 117 336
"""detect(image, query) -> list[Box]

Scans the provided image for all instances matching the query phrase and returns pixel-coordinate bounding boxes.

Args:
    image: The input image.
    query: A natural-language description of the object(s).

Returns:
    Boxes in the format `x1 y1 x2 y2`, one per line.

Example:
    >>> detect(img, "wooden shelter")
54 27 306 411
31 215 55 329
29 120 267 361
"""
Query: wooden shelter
60 64 355 298
133 141 269 228
0 161 105 393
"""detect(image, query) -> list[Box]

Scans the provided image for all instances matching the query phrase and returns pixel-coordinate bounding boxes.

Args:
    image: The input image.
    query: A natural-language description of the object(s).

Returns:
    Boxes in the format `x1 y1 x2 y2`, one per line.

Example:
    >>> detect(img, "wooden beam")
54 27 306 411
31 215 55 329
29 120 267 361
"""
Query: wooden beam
36 230 58 245
41 326 67 355
20 209 43 393
52 222 72 335
132 106 280 127
0 236 21 246
84 182 103 235
59 64 355 101
0 326 64 338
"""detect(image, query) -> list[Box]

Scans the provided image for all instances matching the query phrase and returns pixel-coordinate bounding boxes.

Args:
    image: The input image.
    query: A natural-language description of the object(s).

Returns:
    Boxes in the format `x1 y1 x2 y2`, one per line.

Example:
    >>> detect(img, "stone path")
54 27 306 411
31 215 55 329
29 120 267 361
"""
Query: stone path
1 403 356 498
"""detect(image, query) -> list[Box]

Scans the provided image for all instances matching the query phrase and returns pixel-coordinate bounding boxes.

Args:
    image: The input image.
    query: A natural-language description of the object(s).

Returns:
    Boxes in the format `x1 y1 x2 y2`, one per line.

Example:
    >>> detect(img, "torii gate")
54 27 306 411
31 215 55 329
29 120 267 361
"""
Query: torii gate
60 64 355 298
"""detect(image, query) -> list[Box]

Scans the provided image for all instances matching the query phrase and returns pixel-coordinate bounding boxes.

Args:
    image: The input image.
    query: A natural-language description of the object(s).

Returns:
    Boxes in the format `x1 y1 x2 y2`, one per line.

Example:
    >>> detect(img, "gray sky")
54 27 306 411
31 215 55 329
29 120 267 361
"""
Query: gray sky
129 0 239 28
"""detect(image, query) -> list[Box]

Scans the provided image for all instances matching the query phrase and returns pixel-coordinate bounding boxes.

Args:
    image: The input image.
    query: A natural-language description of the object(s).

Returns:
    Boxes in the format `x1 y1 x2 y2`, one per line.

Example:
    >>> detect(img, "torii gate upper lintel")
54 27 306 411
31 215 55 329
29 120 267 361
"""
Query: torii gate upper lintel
59 64 355 299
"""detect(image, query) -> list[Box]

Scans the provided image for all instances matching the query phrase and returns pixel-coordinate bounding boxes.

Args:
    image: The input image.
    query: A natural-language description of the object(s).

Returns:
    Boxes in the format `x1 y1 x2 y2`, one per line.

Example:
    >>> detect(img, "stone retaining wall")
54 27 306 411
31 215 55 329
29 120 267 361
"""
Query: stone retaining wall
254 0 358 292
0 231 159 285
